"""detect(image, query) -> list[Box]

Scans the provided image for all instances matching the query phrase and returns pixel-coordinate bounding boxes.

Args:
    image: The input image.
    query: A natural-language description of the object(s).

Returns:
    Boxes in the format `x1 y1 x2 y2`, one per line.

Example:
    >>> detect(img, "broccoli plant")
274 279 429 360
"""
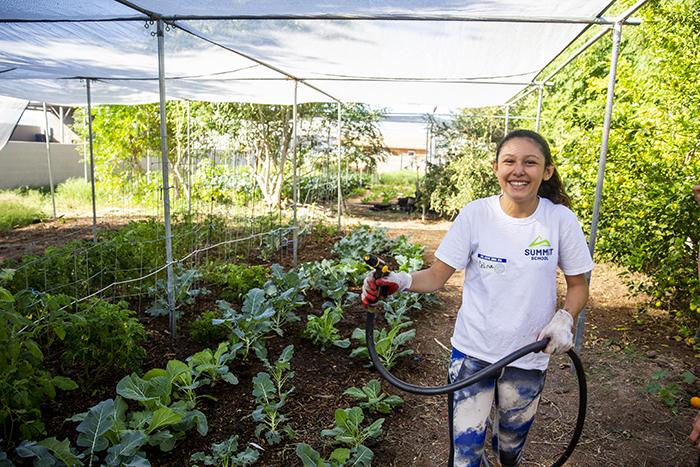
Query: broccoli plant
214 288 275 359
343 379 404 414
186 342 240 387
262 266 309 336
321 407 383 455
249 346 295 445
350 321 415 370
295 442 373 467
146 267 209 317
303 303 350 350
190 435 259 467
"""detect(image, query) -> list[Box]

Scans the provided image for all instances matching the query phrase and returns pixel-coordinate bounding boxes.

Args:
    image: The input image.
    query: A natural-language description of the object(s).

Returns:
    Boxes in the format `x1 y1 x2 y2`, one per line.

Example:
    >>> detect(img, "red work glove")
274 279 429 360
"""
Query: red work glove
361 271 412 306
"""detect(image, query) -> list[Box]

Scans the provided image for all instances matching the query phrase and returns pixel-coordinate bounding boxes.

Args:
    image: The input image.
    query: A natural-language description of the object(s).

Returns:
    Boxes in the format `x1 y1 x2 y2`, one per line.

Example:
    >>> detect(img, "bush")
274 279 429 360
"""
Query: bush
417 144 499 218
203 262 269 303
60 299 147 385
189 309 229 344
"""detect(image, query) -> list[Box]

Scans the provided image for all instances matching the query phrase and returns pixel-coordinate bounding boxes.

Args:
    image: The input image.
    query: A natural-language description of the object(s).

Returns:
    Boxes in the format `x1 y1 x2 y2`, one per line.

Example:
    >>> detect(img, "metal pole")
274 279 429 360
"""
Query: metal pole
86 80 98 243
337 103 342 234
59 107 64 143
535 84 544 131
575 22 623 353
292 81 299 267
42 102 56 218
504 105 510 134
156 19 177 341
83 114 88 181
186 100 191 216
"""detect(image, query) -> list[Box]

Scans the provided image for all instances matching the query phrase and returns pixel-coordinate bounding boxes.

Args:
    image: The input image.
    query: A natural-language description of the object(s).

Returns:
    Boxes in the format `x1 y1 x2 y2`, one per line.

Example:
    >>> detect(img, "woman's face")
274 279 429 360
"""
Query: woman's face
493 137 554 205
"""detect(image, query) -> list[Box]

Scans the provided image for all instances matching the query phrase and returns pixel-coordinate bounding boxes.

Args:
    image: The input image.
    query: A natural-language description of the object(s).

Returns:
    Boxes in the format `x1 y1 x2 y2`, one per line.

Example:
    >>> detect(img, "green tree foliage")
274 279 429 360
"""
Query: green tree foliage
423 0 700 327
525 0 700 322
74 102 386 209
417 110 502 218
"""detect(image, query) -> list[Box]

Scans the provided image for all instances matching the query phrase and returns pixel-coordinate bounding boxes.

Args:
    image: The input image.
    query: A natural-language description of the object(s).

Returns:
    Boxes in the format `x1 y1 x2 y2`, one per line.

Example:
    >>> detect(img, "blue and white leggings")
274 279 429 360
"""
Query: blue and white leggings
448 348 547 467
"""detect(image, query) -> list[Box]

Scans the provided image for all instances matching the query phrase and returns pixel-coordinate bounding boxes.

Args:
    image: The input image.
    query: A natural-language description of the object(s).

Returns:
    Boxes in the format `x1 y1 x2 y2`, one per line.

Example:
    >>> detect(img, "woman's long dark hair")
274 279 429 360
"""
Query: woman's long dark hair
495 129 571 207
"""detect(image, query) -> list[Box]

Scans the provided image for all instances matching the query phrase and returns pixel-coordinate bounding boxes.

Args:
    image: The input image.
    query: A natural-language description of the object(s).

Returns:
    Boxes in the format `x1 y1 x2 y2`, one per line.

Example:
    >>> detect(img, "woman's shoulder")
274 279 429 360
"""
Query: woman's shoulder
539 198 582 225
463 195 498 212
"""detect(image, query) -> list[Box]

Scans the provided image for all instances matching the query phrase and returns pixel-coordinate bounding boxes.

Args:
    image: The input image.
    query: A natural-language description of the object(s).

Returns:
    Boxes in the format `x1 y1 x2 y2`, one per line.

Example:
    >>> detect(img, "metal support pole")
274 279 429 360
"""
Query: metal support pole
156 19 177 341
292 81 299 267
59 107 64 143
42 102 56 218
575 22 623 353
83 114 88 181
186 100 192 217
86 80 98 242
535 84 544 131
337 103 342 234
504 105 510 134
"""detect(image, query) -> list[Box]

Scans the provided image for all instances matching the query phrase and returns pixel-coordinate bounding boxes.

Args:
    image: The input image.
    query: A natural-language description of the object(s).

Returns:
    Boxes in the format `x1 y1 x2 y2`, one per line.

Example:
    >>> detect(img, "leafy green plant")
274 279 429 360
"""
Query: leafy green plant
332 225 394 260
214 289 275 359
189 310 229 344
0 285 78 444
146 267 209 317
343 380 404 414
301 260 352 305
263 265 308 336
186 342 240 387
15 437 82 467
391 235 425 264
191 435 259 467
259 227 293 262
645 369 697 412
303 303 350 351
296 442 374 467
350 321 415 370
203 262 269 303
321 407 383 452
257 345 295 401
59 299 147 385
249 346 295 445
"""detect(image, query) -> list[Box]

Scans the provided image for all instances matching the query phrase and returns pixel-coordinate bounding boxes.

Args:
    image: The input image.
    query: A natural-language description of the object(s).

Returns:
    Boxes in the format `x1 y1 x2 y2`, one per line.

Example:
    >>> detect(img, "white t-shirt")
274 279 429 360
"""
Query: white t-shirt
435 195 594 371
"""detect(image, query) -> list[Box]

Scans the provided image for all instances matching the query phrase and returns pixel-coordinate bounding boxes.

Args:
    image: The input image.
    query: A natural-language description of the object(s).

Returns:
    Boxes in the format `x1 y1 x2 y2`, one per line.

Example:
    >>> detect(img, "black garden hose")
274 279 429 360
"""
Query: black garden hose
365 311 587 467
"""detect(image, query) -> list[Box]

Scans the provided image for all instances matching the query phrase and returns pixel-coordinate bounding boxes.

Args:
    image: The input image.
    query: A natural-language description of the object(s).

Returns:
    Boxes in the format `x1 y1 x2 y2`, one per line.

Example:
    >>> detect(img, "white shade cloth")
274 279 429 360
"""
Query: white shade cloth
0 1 613 107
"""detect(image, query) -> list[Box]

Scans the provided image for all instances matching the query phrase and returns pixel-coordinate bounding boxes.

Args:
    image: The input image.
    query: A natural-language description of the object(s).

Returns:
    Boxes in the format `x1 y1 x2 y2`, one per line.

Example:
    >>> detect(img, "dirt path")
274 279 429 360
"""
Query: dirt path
346 208 700 466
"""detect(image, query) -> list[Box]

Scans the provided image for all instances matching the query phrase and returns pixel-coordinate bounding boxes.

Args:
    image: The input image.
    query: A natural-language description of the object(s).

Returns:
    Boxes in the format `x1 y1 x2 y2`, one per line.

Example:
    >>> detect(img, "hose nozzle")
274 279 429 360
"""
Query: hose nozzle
363 254 390 279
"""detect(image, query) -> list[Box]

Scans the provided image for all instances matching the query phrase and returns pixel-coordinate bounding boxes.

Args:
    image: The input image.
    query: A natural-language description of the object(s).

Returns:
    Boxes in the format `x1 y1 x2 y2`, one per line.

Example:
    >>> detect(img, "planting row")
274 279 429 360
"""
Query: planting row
1 224 435 466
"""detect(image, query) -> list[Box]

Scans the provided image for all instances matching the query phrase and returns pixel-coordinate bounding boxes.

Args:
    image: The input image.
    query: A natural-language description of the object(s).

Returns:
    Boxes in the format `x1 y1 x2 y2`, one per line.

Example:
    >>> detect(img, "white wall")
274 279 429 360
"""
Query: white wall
0 141 83 189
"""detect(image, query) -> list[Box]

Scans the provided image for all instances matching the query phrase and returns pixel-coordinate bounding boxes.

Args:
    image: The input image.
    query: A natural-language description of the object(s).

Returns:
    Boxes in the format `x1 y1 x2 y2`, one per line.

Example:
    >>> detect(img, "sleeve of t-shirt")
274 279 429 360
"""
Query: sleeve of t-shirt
434 206 472 270
558 207 595 276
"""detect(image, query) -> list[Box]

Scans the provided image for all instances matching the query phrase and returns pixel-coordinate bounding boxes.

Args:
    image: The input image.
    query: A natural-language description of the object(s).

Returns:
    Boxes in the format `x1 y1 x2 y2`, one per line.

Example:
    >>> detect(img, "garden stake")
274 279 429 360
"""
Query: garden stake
363 255 587 467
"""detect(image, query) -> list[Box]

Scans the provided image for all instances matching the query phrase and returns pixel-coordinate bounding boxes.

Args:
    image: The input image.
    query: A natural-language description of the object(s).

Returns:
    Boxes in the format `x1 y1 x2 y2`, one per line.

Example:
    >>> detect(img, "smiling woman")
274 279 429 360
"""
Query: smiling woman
361 128 593 466
493 129 570 218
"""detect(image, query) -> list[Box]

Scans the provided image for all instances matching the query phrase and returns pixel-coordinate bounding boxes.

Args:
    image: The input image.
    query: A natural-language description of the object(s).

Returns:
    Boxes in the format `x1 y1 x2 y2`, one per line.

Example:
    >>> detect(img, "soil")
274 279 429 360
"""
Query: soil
4 205 700 466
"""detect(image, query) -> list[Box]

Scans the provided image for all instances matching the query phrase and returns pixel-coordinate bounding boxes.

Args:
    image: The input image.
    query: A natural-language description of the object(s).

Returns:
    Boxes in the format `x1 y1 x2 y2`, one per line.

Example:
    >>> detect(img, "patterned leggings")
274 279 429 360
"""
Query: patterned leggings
448 348 546 467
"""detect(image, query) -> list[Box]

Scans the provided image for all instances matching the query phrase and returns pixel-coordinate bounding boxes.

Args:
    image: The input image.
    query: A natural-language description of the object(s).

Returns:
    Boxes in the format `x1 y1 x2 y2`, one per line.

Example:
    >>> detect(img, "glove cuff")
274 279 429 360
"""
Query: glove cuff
399 271 413 292
556 308 574 328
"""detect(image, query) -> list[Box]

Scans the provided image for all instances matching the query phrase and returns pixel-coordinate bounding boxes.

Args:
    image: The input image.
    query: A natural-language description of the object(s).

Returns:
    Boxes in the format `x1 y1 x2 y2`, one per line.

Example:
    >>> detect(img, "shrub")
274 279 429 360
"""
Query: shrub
189 310 229 344
203 263 269 304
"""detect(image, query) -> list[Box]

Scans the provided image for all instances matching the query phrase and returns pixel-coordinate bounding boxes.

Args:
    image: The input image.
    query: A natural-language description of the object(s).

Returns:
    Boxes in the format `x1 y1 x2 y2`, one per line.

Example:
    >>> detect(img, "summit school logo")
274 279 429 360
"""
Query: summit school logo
528 235 551 248
524 235 553 261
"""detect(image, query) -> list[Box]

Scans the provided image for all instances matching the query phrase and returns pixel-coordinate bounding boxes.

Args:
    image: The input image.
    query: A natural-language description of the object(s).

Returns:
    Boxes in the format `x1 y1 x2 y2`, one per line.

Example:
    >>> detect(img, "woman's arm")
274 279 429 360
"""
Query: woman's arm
407 259 456 293
561 273 589 321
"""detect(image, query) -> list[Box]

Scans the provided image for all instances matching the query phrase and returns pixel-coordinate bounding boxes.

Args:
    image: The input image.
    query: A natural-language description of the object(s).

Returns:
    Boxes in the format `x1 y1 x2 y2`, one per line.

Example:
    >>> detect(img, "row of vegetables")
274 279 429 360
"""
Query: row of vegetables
0 223 434 466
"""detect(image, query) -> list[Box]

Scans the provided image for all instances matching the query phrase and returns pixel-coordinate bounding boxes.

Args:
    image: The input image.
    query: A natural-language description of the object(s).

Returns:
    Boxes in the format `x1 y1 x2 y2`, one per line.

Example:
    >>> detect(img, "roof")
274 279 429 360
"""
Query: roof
0 1 614 107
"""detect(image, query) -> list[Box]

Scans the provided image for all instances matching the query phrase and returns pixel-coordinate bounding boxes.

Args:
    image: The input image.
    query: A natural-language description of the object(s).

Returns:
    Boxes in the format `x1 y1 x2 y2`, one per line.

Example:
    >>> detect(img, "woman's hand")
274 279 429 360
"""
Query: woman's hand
537 309 574 354
361 271 412 306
